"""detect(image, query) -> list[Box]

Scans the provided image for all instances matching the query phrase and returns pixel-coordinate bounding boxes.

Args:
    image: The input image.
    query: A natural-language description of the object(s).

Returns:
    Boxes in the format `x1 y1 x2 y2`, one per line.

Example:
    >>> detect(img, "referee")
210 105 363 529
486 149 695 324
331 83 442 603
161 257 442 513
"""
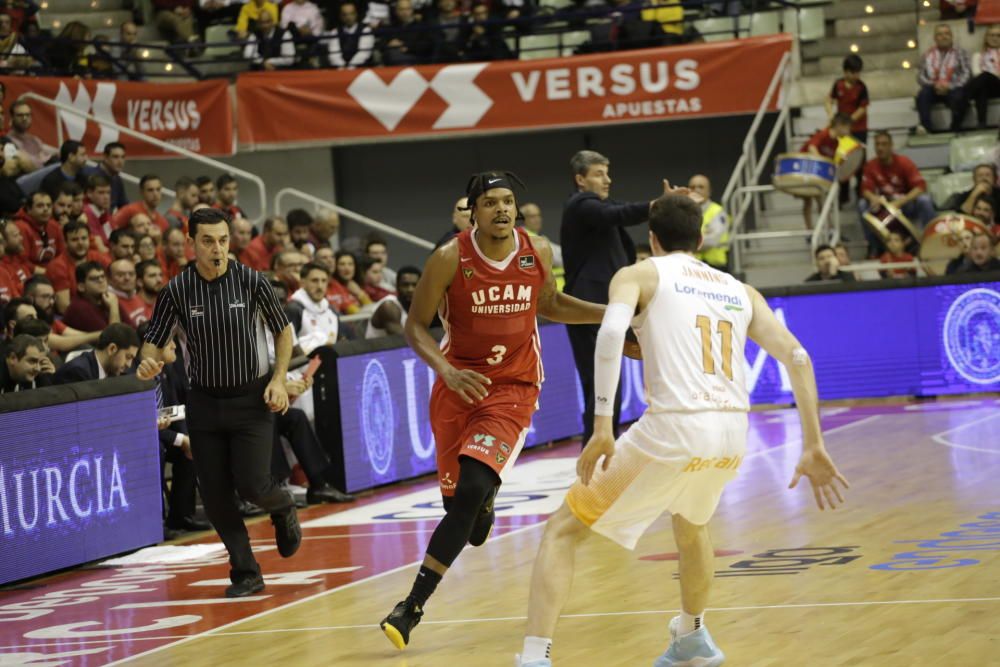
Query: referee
137 207 300 598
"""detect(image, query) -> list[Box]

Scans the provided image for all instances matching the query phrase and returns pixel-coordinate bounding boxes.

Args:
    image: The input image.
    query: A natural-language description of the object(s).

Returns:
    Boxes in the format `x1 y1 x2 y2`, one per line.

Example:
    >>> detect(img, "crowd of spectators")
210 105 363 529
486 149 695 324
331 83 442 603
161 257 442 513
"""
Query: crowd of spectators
0 0 765 78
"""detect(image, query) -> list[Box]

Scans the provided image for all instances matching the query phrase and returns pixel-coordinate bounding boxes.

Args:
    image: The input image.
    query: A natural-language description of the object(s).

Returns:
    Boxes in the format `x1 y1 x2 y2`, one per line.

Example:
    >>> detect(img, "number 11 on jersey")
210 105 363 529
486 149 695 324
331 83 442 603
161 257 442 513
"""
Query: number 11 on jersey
696 315 734 381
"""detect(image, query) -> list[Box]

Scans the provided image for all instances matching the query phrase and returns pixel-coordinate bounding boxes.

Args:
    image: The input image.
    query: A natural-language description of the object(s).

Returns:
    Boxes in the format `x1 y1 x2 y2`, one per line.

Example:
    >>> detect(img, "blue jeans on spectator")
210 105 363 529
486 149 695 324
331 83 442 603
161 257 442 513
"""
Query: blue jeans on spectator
858 194 936 256
916 85 968 132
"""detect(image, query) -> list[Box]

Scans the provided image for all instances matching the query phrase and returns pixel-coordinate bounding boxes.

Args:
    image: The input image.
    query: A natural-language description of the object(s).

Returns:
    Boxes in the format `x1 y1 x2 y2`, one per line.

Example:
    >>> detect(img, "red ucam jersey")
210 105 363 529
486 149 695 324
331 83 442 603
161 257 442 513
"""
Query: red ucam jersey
439 227 546 385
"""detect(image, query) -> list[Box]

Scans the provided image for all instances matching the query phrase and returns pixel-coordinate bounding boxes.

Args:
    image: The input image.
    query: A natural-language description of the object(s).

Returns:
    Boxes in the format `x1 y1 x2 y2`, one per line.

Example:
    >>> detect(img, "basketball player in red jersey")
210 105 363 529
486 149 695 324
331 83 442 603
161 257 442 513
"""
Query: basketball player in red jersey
380 172 607 650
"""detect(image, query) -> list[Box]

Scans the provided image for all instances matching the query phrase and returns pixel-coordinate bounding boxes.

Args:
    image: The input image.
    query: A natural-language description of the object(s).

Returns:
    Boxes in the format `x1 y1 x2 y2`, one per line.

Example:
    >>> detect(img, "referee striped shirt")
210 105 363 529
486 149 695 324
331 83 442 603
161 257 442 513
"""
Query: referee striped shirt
144 262 289 389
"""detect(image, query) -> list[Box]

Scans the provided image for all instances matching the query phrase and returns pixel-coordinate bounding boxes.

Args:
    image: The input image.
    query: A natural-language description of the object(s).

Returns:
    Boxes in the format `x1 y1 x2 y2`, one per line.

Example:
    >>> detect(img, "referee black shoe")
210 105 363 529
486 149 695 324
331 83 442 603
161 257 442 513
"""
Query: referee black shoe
380 597 423 650
468 484 500 547
271 507 301 558
225 574 264 598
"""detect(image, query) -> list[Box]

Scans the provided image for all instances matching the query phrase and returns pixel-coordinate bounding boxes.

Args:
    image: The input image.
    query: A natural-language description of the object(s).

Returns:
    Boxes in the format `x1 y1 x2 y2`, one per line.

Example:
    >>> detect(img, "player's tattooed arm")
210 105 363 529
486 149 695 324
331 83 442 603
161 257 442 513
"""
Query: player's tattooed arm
532 236 605 324
403 241 491 403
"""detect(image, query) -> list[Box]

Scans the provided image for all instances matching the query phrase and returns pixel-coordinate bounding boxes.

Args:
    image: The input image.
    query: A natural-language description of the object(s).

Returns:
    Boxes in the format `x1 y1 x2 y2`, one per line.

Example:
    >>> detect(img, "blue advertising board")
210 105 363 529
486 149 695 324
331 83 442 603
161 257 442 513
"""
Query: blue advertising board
0 391 164 584
337 281 1000 491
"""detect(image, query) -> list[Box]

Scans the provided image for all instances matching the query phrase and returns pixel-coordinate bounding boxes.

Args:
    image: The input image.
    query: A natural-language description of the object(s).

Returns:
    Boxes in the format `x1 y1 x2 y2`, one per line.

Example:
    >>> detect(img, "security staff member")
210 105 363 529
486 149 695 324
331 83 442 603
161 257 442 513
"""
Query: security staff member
137 208 299 598
560 150 677 446
688 173 731 271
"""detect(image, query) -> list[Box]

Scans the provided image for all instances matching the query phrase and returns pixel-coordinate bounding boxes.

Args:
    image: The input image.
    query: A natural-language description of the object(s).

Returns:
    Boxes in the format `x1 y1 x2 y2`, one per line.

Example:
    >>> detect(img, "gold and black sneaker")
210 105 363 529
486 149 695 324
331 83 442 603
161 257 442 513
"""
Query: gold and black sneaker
380 598 424 650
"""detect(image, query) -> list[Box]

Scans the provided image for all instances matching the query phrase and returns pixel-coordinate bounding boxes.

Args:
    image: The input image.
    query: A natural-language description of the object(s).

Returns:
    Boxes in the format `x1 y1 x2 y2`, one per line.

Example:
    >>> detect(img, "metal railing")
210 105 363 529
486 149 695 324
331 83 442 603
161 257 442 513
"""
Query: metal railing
720 47 842 276
274 188 435 252
19 92 268 222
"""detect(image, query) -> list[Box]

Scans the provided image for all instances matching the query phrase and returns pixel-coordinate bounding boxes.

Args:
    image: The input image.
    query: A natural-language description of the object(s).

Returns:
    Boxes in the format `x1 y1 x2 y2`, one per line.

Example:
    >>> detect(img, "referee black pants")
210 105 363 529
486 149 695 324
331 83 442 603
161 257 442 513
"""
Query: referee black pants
566 323 622 448
187 377 294 582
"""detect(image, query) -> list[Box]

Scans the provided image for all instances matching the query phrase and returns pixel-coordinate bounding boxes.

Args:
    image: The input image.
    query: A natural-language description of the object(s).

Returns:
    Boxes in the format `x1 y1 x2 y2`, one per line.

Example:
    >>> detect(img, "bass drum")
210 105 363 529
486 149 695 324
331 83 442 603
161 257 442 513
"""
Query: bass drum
835 135 864 182
918 212 990 275
861 198 922 251
773 153 836 198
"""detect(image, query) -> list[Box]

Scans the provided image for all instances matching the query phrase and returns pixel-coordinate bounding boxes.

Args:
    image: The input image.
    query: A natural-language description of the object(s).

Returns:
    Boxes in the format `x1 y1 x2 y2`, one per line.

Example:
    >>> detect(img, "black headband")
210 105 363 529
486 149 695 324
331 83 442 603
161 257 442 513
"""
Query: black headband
464 170 525 207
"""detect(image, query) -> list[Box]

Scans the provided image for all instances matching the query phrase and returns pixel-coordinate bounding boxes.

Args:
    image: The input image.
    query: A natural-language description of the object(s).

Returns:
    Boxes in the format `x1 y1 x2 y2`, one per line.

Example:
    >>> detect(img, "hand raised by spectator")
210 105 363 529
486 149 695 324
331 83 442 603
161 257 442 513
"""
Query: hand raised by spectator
38 356 56 375
102 290 119 312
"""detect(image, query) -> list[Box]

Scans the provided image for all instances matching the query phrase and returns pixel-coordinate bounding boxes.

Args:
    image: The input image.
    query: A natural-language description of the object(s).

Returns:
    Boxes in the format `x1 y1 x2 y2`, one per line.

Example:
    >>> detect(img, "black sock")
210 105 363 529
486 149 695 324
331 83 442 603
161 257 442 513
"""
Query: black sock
407 566 442 608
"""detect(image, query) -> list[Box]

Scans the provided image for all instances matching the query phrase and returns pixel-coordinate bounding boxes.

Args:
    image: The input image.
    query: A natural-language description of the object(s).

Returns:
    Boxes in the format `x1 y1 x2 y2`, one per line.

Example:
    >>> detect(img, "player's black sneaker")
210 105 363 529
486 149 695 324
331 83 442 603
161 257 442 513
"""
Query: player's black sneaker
468 484 500 547
381 598 424 650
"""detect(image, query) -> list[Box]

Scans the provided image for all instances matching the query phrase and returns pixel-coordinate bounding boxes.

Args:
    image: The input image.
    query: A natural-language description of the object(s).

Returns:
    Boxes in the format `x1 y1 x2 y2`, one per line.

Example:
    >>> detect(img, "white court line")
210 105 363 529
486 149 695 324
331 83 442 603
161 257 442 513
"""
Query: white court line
100 522 545 666
111 597 271 610
931 412 1000 455
7 596 1000 652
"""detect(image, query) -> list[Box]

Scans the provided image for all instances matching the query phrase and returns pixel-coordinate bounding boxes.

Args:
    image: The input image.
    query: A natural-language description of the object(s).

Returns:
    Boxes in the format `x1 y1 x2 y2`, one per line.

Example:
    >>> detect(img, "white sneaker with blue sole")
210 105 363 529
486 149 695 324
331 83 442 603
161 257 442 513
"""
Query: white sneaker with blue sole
653 624 725 667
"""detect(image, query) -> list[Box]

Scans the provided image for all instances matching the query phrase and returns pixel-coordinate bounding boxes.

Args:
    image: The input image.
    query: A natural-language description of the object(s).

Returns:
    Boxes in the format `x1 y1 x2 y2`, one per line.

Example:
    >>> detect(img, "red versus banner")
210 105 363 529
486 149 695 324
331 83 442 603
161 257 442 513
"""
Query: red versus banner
236 34 791 147
0 77 235 157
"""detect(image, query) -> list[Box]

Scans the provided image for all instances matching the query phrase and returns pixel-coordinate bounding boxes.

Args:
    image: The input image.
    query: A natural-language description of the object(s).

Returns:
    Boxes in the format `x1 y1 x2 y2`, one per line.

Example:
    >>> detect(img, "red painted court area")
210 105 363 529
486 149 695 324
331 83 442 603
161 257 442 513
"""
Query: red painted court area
0 399 995 665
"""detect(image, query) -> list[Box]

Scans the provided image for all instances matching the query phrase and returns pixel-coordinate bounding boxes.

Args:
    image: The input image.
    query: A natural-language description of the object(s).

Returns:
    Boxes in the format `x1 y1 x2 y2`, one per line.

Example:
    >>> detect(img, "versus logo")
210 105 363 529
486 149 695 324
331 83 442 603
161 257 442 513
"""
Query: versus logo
347 64 493 132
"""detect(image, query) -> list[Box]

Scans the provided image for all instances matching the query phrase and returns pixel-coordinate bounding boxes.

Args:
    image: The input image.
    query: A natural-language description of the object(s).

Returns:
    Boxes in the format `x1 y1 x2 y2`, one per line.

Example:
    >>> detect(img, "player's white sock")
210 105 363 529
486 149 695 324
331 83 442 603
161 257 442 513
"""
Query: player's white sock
522 636 552 662
679 611 704 636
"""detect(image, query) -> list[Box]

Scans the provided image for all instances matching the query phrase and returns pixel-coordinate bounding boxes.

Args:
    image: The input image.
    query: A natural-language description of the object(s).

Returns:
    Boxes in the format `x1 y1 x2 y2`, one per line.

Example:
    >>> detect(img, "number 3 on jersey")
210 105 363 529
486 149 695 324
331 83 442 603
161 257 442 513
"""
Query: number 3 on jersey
695 315 733 380
486 345 507 366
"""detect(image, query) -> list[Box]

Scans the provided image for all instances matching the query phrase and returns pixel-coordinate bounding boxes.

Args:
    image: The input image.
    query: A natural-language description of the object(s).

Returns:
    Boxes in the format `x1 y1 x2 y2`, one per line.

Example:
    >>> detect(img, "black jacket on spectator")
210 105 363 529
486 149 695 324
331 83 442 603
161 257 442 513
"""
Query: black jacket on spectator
158 359 199 524
560 190 647 303
943 188 1000 214
0 364 52 393
0 173 24 217
381 19 434 65
53 350 100 384
953 257 1000 274
253 26 293 67
805 271 856 282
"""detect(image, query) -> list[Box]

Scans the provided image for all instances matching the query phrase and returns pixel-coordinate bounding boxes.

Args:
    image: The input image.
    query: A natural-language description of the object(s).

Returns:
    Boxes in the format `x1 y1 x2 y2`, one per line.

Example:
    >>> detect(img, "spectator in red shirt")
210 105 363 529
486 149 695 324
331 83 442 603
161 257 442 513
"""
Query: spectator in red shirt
195 175 216 206
360 256 393 302
14 191 62 271
108 258 146 326
879 231 916 278
165 176 199 234
47 221 109 314
799 113 854 230
214 173 247 220
859 131 936 256
826 54 870 144
0 228 20 303
242 215 288 271
132 259 163 325
62 261 123 332
111 174 169 234
162 226 189 280
83 173 114 255
328 250 370 314
0 217 31 285
108 228 136 262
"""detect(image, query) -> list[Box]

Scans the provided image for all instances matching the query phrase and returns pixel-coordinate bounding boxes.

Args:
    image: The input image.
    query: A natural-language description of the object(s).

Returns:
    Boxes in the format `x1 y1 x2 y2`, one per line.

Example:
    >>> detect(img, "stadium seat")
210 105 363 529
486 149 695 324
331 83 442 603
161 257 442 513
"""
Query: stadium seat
784 6 824 41
693 17 740 42
538 0 573 9
519 34 561 59
204 24 239 59
928 171 973 209
949 133 997 172
560 30 591 56
741 11 781 37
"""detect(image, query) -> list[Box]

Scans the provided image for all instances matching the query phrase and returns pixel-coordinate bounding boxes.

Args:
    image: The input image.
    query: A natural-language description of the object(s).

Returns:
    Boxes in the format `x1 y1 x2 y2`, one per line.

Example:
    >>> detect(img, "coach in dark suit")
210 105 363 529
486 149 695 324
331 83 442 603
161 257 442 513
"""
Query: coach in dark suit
560 150 668 446
53 323 140 384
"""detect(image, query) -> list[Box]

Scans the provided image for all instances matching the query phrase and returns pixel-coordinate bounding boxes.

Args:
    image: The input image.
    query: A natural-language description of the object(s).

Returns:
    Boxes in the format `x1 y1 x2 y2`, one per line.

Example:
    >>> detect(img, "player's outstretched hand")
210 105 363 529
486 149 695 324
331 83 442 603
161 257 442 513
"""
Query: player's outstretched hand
443 366 491 404
136 358 164 381
789 447 850 510
578 431 615 486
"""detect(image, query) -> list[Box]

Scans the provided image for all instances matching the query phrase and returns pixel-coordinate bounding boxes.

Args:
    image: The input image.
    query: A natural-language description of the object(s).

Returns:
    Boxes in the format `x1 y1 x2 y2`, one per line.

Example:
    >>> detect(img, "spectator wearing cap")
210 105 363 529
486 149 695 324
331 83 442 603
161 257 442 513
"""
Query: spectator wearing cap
243 216 288 271
82 142 128 211
0 333 53 392
47 220 109 314
63 261 124 332
53 322 139 384
40 140 89 200
112 174 169 234
14 190 61 270
915 24 972 134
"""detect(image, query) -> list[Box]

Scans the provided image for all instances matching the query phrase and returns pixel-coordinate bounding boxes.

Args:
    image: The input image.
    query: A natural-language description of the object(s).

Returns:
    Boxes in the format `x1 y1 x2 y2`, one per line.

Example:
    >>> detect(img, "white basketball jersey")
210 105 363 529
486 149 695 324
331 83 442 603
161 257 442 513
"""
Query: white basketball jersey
632 254 753 413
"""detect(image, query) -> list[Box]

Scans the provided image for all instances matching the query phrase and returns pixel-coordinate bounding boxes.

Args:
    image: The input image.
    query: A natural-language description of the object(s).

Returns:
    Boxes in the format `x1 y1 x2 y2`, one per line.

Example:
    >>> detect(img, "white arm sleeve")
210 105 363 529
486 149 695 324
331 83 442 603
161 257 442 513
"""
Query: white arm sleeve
593 302 633 417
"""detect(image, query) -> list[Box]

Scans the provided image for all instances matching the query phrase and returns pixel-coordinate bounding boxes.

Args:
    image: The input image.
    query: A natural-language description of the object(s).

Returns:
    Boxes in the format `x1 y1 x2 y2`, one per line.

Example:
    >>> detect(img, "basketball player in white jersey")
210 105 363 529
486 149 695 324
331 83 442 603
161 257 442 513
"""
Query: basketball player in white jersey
516 194 849 667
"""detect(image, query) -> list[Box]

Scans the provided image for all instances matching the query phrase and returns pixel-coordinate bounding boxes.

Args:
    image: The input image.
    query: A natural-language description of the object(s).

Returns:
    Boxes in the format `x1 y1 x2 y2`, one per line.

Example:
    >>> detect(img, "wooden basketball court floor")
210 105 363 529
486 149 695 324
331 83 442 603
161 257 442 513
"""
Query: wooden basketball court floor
2 397 999 666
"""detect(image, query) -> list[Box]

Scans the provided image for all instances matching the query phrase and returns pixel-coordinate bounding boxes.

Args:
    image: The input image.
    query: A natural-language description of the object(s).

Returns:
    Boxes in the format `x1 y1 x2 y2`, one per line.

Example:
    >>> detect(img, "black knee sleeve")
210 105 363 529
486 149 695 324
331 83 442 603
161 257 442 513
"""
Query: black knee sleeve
426 458 499 567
